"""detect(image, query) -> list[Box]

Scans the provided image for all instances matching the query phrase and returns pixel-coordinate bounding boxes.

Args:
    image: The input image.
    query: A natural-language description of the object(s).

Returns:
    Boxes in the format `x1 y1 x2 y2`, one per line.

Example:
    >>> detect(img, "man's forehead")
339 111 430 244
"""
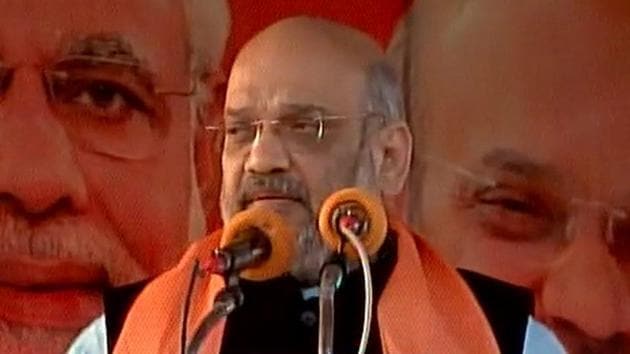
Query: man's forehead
421 0 630 146
225 84 341 116
0 0 186 74
435 0 630 38
440 141 630 207
0 0 176 26
429 1 630 89
0 0 172 13
226 60 367 117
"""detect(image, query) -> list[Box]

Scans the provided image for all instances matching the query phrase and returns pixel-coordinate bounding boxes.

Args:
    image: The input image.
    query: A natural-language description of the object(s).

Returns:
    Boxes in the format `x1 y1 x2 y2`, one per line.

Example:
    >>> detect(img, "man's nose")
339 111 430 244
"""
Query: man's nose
538 213 630 339
0 67 88 214
244 123 291 174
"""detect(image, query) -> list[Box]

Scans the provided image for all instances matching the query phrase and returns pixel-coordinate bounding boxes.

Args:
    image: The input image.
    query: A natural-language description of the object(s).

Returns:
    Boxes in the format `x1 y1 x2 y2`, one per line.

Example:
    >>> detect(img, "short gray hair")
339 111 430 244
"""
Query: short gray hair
181 0 230 237
365 61 405 123
184 0 230 78
182 0 230 126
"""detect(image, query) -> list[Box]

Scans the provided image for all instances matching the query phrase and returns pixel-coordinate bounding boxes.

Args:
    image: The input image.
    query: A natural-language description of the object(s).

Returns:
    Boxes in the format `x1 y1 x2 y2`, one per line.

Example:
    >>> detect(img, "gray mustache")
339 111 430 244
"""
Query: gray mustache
239 174 309 205
0 205 146 286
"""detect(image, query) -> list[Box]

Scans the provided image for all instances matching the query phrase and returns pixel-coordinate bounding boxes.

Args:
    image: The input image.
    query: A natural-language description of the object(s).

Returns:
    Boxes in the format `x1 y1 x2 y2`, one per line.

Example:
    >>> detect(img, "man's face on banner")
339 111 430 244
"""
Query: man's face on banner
0 0 198 352
415 1 630 353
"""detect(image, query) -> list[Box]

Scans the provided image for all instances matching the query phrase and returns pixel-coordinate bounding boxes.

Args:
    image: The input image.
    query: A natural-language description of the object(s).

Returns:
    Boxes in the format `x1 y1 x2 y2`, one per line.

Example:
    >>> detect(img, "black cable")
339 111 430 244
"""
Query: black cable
180 259 201 354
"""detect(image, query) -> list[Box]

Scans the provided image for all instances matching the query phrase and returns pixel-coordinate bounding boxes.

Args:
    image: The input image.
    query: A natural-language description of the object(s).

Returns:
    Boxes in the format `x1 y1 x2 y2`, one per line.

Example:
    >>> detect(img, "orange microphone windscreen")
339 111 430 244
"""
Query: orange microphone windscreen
318 188 387 261
220 207 296 281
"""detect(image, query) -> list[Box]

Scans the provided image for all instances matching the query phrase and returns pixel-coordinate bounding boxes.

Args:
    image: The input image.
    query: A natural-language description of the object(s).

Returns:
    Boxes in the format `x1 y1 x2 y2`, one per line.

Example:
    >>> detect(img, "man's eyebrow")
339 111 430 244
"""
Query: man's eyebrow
59 34 144 67
481 148 562 182
281 103 332 115
225 103 333 119
225 106 254 119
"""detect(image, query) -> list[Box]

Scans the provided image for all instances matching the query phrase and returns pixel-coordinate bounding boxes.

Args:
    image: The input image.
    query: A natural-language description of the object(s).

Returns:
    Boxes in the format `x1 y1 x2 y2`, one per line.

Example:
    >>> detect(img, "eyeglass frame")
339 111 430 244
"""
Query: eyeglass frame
204 110 386 148
0 55 205 160
421 153 629 250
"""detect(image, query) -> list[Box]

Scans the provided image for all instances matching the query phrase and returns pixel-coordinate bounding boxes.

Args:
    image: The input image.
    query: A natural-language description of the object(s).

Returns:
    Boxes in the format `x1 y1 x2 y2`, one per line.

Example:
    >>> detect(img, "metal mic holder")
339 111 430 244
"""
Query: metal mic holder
318 257 345 354
186 272 244 354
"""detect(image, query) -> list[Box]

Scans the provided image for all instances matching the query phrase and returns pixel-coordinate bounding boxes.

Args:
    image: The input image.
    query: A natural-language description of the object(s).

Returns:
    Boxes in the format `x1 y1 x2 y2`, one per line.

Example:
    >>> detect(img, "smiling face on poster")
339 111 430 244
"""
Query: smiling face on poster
413 1 630 353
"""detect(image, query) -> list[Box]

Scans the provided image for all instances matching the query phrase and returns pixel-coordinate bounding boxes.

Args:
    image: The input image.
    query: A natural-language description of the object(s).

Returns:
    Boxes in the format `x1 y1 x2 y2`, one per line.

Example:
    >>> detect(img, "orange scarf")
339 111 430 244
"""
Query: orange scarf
114 222 499 354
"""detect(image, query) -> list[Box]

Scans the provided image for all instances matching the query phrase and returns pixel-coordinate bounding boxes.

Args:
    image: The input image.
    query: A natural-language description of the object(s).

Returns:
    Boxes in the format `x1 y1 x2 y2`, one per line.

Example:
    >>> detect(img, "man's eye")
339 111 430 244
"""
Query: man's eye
477 190 541 215
80 82 121 106
0 67 13 96
224 122 257 143
225 123 251 135
473 186 555 241
52 78 152 118
610 217 630 263
283 118 319 135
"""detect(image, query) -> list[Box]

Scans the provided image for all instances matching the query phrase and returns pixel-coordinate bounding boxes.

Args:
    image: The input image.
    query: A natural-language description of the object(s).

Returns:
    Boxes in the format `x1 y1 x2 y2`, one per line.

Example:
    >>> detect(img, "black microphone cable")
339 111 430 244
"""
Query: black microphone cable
185 286 243 354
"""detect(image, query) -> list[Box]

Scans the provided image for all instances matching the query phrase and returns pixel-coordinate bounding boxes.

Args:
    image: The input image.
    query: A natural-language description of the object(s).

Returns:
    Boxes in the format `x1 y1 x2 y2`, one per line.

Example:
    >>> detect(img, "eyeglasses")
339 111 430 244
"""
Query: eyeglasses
206 111 383 154
0 56 195 160
422 154 630 265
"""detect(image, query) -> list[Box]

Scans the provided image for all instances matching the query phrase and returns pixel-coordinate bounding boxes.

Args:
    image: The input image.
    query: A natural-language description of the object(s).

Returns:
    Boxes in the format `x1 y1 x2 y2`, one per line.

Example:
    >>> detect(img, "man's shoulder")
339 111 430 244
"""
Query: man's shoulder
112 230 224 353
66 315 108 354
458 269 533 354
182 230 224 269
129 230 223 309
104 279 154 351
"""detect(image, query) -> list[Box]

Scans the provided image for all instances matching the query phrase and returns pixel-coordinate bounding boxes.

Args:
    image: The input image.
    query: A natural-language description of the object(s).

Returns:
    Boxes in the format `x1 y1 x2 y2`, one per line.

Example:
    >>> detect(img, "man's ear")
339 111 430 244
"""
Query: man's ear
371 121 413 196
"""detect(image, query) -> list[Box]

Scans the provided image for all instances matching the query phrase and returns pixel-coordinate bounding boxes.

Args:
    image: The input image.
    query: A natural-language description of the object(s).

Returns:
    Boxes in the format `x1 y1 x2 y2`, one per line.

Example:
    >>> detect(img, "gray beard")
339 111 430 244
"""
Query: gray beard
219 146 379 285
219 192 331 285
289 222 332 284
291 150 379 284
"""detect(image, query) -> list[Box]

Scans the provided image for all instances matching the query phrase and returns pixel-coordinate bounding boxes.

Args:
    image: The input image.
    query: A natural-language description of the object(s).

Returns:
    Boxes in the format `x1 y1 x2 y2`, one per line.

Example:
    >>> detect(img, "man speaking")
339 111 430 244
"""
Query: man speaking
114 17 500 354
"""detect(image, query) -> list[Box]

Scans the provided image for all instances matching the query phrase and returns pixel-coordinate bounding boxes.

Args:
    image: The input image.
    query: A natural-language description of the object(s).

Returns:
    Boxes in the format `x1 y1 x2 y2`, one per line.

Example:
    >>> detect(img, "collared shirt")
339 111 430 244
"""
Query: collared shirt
65 315 107 354
523 317 567 354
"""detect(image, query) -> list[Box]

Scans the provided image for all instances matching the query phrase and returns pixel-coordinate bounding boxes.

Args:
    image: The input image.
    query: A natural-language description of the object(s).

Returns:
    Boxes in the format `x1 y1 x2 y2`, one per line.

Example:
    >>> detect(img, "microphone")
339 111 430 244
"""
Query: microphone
318 188 388 260
317 188 387 354
184 208 296 354
205 207 296 281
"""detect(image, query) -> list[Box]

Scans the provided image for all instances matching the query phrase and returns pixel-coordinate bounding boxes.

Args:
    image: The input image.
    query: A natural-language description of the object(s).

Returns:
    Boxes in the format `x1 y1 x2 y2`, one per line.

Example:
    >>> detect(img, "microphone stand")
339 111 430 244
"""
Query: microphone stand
318 258 345 354
185 272 244 354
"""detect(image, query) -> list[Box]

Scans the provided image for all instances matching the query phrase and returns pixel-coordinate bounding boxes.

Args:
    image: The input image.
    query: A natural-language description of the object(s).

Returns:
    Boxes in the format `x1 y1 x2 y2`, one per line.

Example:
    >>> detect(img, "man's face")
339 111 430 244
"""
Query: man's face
221 30 380 284
416 1 630 352
0 0 196 352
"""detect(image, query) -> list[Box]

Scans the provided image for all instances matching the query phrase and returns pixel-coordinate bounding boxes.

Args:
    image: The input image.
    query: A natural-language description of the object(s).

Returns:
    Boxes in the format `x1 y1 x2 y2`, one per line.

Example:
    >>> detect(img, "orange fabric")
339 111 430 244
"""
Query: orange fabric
378 220 499 353
114 224 499 354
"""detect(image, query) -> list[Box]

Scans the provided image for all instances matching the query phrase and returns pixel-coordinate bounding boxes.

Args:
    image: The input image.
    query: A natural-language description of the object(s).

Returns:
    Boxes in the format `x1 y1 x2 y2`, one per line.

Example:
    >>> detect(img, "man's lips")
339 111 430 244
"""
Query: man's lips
245 194 302 205
0 286 103 330
0 257 106 330
0 257 108 287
